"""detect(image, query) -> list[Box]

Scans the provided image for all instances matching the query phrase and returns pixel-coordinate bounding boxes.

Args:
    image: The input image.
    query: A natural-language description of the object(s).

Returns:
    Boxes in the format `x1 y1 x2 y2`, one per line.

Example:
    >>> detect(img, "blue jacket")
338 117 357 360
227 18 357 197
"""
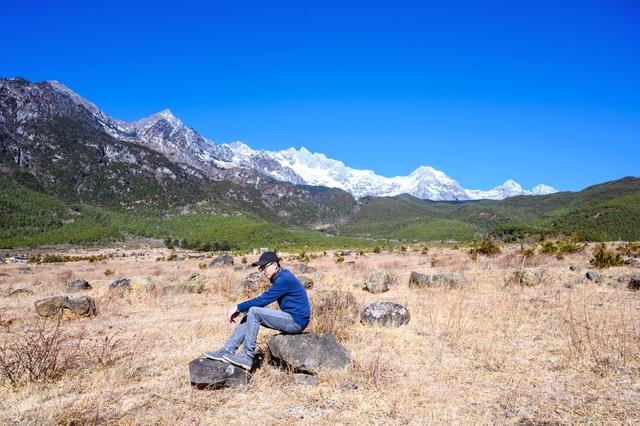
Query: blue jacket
237 268 311 328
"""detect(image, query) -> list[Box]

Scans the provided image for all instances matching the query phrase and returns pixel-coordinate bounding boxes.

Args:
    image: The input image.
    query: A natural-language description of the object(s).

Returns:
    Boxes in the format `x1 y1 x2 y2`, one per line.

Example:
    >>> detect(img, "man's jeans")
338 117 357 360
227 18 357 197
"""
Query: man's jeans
223 307 304 358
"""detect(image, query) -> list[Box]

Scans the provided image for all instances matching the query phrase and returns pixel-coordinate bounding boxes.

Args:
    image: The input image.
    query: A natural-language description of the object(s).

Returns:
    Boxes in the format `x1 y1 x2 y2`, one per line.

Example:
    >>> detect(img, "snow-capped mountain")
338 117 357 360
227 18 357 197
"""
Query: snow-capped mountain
17 79 557 201
224 142 558 200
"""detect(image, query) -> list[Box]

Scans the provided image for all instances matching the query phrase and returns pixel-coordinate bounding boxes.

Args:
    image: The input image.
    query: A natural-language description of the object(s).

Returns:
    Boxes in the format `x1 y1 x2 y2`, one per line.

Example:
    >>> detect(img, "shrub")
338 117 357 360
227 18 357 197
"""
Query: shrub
617 241 640 257
558 238 583 254
431 255 438 267
335 255 345 264
198 262 208 269
540 241 558 255
590 243 624 269
373 246 381 254
167 252 177 261
468 238 501 260
421 246 429 255
103 269 114 276
400 245 407 252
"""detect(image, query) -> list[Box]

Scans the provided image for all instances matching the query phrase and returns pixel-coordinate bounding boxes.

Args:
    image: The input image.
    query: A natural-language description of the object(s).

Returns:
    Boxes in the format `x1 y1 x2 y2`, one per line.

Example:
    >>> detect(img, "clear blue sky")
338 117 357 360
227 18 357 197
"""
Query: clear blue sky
2 0 639 191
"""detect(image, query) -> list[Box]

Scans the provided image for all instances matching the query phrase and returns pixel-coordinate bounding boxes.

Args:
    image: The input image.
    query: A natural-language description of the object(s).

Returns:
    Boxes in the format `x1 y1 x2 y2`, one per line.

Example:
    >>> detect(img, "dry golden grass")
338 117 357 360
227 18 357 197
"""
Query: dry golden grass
0 245 639 424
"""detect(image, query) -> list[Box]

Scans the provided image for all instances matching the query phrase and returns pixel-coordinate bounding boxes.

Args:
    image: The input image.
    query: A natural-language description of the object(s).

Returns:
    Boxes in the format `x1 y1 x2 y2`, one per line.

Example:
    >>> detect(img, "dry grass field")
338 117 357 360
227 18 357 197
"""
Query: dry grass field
0 244 639 425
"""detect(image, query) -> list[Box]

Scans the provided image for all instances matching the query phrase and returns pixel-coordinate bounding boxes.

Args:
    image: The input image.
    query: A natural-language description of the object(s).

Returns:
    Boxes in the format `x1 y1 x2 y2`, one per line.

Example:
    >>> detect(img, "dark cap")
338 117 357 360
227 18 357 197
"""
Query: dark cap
251 251 280 267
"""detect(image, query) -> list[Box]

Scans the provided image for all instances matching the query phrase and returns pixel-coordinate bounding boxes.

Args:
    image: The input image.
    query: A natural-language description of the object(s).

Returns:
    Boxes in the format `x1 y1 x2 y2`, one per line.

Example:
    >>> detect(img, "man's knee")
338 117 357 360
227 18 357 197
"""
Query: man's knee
247 306 261 319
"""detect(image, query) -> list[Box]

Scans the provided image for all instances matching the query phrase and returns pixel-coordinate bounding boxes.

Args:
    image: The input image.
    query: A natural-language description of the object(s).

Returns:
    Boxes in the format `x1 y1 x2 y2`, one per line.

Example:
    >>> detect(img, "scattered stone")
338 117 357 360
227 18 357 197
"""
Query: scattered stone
8 288 34 296
110 278 132 291
268 333 352 374
585 271 603 283
66 279 92 292
361 302 410 327
34 296 67 316
409 271 468 289
233 264 252 271
298 275 314 290
363 271 396 293
297 264 316 274
563 282 575 289
210 254 234 266
510 270 545 287
624 258 639 266
189 358 250 389
34 295 96 317
629 277 640 291
569 265 579 272
18 267 33 275
189 272 199 280
65 296 96 317
339 382 358 391
0 272 9 277
293 373 316 386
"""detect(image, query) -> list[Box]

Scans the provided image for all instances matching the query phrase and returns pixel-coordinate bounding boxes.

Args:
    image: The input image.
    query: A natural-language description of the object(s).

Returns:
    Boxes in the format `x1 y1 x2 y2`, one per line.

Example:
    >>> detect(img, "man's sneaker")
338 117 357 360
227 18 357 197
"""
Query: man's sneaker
202 348 233 362
222 353 253 370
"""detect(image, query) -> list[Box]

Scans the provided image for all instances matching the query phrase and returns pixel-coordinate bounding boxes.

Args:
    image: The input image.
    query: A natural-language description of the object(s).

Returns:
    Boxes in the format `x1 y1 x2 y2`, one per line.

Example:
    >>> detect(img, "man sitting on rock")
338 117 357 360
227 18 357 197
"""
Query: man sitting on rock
203 251 311 370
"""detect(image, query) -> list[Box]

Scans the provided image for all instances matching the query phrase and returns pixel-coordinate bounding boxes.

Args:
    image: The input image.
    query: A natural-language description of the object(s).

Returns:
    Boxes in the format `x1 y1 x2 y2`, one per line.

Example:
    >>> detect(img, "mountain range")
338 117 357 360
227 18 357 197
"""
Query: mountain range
1 77 638 248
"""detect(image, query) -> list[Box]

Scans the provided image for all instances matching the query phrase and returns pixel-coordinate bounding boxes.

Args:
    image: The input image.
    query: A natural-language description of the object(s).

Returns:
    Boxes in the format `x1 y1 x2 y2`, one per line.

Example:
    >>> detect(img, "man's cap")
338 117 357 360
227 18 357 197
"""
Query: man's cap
251 251 280 267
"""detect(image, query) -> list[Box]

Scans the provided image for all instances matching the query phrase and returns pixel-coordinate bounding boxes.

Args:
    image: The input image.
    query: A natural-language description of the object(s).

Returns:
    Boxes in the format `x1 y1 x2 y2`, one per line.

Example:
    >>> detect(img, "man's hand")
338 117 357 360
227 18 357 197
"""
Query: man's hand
227 305 239 323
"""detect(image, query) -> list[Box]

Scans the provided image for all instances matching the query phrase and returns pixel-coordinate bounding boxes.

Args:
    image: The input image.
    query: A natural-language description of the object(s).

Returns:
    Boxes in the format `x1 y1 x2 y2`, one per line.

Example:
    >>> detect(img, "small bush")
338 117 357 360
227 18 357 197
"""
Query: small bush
558 239 583 254
469 238 501 260
421 246 429 255
540 241 558 255
198 262 208 269
590 243 624 269
373 246 381 254
431 255 438 267
241 257 247 264
400 246 407 252
104 269 114 276
617 241 640 257
167 252 177 261
336 255 345 264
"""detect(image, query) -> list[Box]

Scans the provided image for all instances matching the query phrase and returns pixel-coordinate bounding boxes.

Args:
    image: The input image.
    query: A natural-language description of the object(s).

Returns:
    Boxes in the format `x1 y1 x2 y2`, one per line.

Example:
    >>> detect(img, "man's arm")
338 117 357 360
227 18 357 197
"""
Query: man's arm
237 279 287 313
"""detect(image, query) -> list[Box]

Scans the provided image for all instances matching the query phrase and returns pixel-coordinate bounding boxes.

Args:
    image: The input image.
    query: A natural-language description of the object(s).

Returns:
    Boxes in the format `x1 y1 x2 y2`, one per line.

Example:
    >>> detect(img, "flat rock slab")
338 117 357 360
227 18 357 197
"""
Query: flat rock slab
268 333 352 374
361 302 410 327
189 358 249 389
409 271 467 289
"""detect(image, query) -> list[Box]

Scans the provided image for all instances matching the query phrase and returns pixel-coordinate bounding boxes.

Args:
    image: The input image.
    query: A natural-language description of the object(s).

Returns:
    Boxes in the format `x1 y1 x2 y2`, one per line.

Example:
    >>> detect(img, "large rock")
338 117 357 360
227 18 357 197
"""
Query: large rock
363 271 396 293
65 296 96 317
188 358 249 389
110 278 132 291
361 302 410 327
66 279 92 292
624 258 639 266
509 270 545 287
162 283 205 295
210 254 234 266
268 333 352 374
34 296 67 316
409 271 467 289
34 296 96 317
585 271 603 283
18 267 33 274
297 264 316 274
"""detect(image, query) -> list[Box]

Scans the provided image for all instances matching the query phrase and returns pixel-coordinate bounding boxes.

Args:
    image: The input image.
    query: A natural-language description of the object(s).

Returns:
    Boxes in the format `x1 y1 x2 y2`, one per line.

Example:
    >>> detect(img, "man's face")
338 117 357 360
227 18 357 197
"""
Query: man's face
259 262 277 279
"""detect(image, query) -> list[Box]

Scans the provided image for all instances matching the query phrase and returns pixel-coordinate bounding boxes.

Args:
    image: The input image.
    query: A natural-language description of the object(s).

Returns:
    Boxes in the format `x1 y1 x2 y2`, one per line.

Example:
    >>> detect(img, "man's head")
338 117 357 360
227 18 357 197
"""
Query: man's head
251 251 281 279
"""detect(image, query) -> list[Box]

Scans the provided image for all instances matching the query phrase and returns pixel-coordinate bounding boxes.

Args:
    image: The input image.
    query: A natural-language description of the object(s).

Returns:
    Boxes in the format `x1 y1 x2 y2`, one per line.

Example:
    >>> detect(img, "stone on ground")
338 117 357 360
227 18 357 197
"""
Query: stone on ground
188 358 249 389
268 333 352 374
586 271 603 283
363 271 396 293
34 296 96 317
298 275 314 289
66 279 92 292
409 271 468 289
361 301 410 327
210 254 234 266
110 278 132 291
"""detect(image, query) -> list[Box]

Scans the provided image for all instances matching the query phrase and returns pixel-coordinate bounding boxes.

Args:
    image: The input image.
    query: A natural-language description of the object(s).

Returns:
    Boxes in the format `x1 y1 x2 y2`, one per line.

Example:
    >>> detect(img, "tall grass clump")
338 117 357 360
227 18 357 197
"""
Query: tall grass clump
590 243 624 269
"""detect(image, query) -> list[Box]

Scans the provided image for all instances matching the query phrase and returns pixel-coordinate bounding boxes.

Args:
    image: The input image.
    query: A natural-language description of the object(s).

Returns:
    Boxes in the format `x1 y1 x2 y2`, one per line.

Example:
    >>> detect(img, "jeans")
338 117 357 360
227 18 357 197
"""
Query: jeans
223 307 304 358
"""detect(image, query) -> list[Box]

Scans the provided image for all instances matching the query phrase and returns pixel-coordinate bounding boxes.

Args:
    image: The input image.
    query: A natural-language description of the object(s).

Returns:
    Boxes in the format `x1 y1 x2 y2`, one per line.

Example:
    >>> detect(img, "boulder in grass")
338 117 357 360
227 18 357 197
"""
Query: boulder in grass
268 333 352 374
34 296 67 317
363 271 396 293
210 254 234 266
297 264 316 274
231 272 264 295
18 267 33 275
585 271 603 283
361 302 410 327
65 296 96 317
34 296 96 317
409 271 468 289
110 278 132 291
189 358 250 389
66 279 92 292
510 270 544 287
